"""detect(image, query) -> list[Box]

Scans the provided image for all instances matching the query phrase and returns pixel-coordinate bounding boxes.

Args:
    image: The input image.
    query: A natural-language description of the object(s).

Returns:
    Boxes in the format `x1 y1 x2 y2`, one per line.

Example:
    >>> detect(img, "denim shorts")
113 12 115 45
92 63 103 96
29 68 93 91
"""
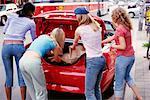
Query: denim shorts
2 44 26 87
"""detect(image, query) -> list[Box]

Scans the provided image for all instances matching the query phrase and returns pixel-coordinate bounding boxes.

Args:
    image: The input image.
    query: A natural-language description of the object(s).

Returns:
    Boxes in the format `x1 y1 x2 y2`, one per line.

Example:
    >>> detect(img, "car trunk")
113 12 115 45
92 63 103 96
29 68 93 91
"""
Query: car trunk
35 16 86 66
34 17 86 93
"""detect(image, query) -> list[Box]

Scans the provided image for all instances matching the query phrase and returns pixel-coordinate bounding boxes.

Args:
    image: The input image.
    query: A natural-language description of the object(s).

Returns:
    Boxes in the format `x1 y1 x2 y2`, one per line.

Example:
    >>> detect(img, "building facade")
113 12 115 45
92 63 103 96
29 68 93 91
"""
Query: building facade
0 0 17 4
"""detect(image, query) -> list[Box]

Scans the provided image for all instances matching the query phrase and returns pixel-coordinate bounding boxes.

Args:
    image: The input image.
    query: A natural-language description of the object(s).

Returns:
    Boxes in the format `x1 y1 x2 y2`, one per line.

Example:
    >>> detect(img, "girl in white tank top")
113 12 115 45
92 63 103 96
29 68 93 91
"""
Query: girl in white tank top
71 7 106 100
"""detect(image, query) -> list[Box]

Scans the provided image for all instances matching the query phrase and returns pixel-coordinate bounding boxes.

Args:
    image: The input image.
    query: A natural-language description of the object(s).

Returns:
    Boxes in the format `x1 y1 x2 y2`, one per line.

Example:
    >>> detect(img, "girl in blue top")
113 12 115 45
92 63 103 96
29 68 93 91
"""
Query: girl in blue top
19 28 65 100
2 2 36 100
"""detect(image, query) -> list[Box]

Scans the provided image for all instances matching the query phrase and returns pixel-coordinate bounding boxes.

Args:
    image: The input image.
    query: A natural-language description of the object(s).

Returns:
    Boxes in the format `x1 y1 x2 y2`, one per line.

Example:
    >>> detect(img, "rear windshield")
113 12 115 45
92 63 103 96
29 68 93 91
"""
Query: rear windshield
0 5 6 11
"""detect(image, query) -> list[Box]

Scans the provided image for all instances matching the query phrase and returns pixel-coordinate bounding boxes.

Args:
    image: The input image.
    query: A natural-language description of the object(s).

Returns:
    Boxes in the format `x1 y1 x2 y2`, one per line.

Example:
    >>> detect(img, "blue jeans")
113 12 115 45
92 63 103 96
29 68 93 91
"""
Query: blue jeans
2 44 26 87
114 56 135 97
85 56 105 100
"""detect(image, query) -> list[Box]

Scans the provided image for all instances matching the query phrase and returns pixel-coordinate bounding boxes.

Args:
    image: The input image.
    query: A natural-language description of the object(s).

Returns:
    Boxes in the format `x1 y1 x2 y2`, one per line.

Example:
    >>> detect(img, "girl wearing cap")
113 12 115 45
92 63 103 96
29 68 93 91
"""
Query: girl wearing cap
71 7 105 100
102 7 142 100
2 2 36 100
19 28 65 100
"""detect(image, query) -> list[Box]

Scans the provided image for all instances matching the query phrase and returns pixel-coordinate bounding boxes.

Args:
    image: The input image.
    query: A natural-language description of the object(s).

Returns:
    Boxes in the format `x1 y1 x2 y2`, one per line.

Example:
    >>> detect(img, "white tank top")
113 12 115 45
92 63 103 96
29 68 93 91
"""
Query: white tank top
76 24 102 58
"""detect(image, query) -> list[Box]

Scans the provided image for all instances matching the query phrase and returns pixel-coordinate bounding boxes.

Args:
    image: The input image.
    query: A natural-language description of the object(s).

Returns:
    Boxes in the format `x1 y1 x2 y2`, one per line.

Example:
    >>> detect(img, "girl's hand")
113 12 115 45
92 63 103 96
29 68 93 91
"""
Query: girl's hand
46 51 54 56
69 45 76 56
69 45 76 50
51 56 62 63
101 41 107 45
104 43 112 47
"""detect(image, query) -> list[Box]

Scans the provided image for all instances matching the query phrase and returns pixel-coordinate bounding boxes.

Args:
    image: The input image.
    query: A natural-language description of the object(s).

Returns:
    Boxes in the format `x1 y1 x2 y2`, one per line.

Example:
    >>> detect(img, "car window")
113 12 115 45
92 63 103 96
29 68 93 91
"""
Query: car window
104 21 115 31
0 5 6 11
105 22 114 31
104 21 115 39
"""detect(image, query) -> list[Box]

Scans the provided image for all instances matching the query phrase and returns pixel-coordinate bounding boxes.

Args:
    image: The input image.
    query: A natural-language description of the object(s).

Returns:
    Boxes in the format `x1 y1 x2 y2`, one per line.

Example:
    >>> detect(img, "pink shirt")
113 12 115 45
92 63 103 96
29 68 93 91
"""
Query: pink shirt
114 25 134 57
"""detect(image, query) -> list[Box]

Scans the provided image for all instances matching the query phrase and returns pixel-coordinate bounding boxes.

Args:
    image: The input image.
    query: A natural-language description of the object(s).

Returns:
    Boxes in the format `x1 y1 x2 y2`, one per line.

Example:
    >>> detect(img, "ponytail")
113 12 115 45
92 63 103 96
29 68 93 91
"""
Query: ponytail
88 14 102 32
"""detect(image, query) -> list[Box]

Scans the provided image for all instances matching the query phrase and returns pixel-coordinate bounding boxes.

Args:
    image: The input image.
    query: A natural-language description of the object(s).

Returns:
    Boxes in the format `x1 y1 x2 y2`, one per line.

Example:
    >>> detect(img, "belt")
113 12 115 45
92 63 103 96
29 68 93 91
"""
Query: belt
3 40 24 44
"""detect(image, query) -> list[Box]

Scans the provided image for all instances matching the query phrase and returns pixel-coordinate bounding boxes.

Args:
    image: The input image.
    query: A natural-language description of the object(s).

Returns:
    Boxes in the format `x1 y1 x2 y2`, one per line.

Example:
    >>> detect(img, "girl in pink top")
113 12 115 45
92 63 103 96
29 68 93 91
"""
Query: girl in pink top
102 7 142 100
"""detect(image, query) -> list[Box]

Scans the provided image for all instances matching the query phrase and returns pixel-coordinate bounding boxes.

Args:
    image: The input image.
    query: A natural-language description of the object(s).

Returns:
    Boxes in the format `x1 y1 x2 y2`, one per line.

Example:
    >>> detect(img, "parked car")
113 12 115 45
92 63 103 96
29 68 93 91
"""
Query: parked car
127 0 145 18
127 6 140 18
33 10 116 99
0 3 18 25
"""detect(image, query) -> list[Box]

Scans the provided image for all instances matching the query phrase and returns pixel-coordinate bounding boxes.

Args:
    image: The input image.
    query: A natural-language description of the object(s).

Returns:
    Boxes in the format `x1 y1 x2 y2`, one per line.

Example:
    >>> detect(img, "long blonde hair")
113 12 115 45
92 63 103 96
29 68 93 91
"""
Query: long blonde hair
50 28 65 49
111 7 132 30
76 14 101 32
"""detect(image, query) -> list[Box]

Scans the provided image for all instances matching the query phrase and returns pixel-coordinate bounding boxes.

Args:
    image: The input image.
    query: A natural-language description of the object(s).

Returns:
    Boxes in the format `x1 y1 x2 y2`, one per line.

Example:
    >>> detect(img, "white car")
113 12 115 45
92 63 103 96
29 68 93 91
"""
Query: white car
127 6 140 18
0 3 18 25
127 0 145 18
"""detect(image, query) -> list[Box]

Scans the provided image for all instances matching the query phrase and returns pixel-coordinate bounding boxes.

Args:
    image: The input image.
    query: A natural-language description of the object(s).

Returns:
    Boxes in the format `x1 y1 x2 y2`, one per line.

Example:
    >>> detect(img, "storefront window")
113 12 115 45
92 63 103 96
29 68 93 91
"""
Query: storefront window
0 0 16 4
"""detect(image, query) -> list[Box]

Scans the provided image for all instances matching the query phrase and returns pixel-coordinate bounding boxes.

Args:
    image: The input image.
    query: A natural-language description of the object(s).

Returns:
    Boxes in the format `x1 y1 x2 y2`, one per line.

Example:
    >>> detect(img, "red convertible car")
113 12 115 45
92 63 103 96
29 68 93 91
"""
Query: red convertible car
33 10 116 98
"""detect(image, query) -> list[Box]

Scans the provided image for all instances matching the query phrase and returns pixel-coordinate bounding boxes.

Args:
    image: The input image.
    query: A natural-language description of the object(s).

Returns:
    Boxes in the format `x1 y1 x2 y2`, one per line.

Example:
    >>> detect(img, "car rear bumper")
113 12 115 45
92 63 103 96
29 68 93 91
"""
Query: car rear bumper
47 83 84 94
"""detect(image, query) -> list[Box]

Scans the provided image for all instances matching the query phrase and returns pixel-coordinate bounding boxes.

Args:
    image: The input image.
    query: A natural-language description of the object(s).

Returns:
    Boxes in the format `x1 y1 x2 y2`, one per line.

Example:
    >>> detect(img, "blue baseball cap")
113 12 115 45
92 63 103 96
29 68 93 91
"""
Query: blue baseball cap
74 7 89 15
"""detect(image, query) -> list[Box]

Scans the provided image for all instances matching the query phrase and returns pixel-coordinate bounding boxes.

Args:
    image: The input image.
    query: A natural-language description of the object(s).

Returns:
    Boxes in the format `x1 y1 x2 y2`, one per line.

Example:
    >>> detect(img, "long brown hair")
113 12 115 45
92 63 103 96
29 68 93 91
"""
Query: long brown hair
76 14 92 25
111 7 132 30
